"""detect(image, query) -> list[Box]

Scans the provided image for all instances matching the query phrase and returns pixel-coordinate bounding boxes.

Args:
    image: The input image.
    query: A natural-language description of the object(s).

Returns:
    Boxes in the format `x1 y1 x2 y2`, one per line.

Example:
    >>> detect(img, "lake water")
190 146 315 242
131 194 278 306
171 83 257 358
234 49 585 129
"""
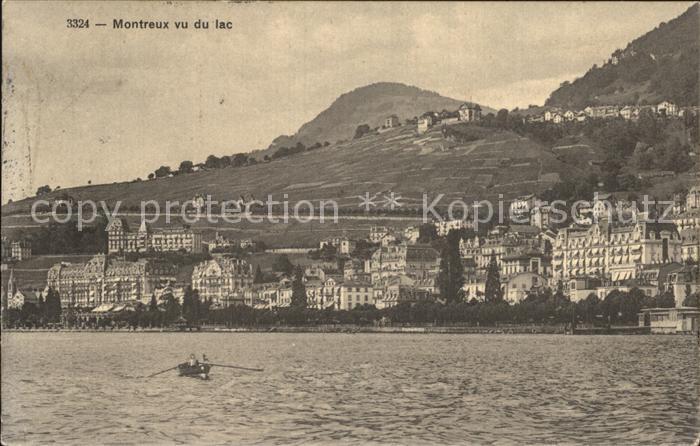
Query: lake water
1 333 698 445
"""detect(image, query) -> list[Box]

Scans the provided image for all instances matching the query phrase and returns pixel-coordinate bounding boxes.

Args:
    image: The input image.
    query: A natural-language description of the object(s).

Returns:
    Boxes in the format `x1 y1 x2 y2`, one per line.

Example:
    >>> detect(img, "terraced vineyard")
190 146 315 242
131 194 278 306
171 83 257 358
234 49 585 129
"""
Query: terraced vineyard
3 123 583 216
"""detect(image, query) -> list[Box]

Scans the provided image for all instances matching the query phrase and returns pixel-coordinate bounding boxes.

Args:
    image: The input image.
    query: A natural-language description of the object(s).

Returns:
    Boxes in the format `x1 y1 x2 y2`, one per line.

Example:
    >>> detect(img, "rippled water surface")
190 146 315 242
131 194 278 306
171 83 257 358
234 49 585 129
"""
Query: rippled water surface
2 333 698 445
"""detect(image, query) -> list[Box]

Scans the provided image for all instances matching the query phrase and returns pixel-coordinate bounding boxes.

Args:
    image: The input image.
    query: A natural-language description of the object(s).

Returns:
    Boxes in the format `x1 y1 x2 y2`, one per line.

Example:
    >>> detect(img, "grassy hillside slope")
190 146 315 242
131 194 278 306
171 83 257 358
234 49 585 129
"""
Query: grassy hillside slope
3 124 577 216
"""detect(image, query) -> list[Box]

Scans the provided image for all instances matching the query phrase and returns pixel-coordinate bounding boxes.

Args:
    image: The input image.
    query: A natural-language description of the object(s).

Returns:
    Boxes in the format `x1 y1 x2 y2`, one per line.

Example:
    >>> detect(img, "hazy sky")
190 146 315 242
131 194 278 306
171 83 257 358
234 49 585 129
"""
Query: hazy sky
2 1 693 202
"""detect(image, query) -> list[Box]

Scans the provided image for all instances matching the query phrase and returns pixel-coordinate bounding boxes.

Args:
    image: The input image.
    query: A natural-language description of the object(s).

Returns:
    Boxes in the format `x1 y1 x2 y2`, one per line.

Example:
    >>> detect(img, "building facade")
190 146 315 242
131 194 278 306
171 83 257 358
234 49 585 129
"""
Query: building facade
47 254 177 308
191 257 254 308
458 103 482 122
552 221 682 281
106 218 202 254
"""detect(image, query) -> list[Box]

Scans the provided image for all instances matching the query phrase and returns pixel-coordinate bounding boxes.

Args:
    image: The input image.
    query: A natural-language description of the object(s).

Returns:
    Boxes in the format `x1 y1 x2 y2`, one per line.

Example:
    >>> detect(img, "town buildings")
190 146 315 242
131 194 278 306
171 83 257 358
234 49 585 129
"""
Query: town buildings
106 218 202 254
191 257 254 308
373 275 433 309
305 276 342 310
460 225 542 272
319 236 355 255
339 281 373 310
638 307 699 334
3 269 41 310
500 251 550 279
531 101 677 124
510 195 542 221
530 205 553 230
655 101 678 117
552 220 682 282
503 272 548 304
686 185 700 210
370 243 439 285
458 103 482 122
1 238 32 262
369 226 391 244
434 219 470 237
47 254 177 308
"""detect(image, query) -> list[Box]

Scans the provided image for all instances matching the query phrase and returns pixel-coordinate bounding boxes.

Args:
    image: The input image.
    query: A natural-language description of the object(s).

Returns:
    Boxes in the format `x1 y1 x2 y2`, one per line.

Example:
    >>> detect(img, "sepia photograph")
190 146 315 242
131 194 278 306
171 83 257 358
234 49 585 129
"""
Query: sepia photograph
1 1 699 445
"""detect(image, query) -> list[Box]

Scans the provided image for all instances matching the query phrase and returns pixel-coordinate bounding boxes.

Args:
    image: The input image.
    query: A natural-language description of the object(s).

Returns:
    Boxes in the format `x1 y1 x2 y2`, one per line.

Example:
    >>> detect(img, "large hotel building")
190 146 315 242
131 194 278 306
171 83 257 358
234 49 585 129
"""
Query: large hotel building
47 254 177 308
106 218 202 254
552 220 682 282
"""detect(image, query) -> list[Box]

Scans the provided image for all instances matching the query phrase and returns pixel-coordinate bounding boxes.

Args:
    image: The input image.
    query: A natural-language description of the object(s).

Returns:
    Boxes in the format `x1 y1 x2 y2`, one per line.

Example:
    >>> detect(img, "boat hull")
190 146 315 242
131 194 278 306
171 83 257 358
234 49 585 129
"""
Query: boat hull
177 363 211 380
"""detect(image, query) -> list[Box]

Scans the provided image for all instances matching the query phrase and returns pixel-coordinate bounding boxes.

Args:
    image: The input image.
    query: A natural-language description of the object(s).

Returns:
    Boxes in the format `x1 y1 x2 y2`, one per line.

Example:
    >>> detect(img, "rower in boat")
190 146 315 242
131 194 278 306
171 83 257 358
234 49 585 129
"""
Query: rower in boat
178 353 211 380
145 356 263 379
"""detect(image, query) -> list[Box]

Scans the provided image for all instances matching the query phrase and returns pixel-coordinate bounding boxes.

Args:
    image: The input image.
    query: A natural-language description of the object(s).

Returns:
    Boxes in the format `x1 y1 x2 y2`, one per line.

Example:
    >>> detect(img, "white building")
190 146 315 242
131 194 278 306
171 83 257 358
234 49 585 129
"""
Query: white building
503 272 547 304
340 281 373 310
191 258 254 308
655 101 678 117
552 221 683 282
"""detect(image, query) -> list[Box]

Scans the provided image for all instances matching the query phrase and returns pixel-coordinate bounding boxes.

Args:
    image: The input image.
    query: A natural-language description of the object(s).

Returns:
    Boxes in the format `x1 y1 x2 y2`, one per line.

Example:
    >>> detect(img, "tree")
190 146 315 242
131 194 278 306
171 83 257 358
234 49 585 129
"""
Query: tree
230 153 249 167
148 173 155 180
182 286 201 324
484 254 503 304
552 280 567 306
154 165 172 178
149 294 158 312
205 155 222 169
437 230 465 304
495 109 509 129
161 294 181 325
253 265 265 284
272 254 294 276
179 160 194 174
656 291 676 308
291 266 307 308
354 124 371 139
417 223 438 243
44 288 62 323
36 185 52 196
682 292 699 308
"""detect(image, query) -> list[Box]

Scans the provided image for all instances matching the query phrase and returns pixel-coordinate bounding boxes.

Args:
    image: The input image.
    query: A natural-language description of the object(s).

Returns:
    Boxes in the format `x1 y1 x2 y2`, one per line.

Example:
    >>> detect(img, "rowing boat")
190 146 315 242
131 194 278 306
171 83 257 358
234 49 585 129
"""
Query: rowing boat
177 362 211 380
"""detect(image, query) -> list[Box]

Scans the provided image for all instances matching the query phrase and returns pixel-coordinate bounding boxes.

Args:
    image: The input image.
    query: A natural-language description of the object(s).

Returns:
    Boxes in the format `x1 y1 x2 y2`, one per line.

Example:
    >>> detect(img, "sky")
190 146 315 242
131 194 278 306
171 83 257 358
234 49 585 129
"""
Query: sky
2 1 693 202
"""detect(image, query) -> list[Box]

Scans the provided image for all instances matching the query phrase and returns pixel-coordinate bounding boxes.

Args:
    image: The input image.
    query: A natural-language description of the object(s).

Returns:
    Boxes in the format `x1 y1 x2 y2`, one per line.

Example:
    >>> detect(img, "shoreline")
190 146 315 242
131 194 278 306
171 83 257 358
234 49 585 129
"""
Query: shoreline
1 325 661 335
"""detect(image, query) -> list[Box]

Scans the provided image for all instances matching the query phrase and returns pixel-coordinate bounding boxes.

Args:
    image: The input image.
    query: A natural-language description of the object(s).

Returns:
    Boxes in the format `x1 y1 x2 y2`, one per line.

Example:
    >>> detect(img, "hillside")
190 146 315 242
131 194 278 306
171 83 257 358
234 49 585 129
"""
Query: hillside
3 124 573 215
266 82 492 150
546 4 699 108
4 118 698 248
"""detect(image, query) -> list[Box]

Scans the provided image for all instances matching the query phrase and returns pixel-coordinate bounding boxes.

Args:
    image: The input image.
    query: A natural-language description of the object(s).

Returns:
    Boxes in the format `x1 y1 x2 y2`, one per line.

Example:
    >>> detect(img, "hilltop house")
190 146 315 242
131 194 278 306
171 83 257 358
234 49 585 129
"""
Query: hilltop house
384 115 399 128
656 101 678 117
458 103 482 122
620 105 639 120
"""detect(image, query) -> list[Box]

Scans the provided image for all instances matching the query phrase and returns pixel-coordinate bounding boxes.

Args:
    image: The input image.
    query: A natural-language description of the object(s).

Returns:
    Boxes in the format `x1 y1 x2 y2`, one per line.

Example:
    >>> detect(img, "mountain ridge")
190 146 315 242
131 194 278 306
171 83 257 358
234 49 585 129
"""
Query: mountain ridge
546 4 699 108
266 82 492 150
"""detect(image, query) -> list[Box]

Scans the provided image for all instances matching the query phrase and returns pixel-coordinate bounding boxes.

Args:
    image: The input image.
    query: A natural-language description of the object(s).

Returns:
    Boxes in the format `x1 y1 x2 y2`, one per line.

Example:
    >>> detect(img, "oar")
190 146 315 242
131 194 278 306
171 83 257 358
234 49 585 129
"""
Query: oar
206 363 264 372
144 365 179 378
